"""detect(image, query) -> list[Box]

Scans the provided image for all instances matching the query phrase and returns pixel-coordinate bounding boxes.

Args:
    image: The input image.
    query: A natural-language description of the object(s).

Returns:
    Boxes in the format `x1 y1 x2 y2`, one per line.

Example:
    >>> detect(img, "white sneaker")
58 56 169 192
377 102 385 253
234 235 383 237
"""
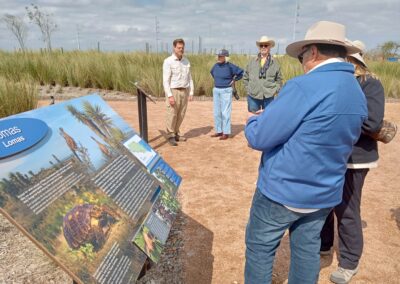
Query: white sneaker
330 265 359 284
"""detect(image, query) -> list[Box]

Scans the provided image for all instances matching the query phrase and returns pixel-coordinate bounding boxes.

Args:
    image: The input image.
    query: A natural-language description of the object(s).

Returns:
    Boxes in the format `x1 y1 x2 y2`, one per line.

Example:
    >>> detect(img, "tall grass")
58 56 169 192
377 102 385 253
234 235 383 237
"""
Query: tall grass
0 76 38 118
0 50 399 98
367 60 400 98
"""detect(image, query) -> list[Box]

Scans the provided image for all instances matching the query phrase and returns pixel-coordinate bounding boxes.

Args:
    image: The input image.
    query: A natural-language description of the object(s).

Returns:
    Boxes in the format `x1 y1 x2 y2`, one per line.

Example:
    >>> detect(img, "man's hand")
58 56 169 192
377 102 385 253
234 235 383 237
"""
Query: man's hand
189 95 194 102
247 109 264 121
168 96 175 106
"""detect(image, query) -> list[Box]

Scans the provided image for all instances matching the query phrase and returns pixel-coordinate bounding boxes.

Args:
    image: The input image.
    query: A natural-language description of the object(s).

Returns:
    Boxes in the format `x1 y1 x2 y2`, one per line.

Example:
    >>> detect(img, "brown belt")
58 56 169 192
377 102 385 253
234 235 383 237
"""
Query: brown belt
172 87 187 91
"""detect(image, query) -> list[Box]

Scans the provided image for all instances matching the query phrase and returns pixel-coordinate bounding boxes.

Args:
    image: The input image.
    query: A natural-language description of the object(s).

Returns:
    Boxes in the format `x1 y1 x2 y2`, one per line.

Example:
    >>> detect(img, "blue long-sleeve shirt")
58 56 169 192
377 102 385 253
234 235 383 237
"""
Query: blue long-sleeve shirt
210 62 243 88
245 62 367 209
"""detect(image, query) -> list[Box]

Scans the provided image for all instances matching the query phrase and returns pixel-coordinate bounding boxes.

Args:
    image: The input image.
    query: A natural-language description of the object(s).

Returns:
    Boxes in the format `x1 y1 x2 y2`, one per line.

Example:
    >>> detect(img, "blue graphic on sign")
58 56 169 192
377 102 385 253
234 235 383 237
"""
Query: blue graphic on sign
0 118 49 159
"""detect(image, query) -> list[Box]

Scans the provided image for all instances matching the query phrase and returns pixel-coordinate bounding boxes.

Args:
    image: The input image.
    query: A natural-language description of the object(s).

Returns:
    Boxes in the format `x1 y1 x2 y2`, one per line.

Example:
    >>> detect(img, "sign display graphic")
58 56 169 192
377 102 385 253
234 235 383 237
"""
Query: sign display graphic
0 94 181 283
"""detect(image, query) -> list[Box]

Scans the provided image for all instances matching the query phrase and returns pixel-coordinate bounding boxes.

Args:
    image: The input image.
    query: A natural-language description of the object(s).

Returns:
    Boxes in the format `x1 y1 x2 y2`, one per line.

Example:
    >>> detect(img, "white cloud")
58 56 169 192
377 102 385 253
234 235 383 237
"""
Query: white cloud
0 0 398 53
112 24 131 33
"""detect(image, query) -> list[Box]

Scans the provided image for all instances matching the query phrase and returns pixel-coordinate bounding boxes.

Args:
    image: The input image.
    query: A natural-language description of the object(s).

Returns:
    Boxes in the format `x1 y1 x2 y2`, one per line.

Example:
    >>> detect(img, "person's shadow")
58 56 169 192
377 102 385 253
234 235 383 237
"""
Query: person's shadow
184 124 245 139
231 124 245 138
184 126 213 139
390 207 400 230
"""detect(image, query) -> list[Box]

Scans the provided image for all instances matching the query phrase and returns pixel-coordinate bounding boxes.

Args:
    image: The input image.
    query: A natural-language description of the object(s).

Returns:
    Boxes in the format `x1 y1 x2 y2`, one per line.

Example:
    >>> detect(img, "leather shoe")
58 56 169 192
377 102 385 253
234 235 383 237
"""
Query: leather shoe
168 137 178 146
175 135 187 142
219 134 229 140
211 133 222 138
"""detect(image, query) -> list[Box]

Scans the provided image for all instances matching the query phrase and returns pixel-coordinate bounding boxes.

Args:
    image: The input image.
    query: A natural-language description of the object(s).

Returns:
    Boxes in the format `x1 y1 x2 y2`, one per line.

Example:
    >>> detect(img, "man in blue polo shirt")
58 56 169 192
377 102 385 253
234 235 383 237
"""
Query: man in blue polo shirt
244 21 368 283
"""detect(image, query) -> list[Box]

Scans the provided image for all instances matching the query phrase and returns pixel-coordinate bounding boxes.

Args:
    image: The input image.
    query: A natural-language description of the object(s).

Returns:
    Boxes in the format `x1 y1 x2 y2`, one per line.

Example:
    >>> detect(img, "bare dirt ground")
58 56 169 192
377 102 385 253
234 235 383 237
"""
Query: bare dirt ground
1 93 399 283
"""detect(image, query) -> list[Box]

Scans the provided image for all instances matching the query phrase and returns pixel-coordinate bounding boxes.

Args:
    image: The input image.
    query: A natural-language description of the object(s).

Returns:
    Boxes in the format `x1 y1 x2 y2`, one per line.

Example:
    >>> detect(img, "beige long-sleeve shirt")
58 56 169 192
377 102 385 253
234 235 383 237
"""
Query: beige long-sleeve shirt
162 53 194 97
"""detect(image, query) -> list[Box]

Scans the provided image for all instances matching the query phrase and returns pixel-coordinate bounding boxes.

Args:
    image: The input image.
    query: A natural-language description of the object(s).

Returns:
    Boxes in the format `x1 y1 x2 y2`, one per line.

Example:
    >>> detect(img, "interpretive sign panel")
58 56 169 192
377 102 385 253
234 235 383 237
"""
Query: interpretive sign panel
0 94 181 283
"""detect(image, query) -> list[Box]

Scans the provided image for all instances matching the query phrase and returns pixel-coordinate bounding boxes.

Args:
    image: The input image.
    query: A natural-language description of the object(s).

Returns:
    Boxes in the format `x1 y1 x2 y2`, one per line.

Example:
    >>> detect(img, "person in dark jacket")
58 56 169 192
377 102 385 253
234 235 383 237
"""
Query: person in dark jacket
320 40 385 284
210 49 243 140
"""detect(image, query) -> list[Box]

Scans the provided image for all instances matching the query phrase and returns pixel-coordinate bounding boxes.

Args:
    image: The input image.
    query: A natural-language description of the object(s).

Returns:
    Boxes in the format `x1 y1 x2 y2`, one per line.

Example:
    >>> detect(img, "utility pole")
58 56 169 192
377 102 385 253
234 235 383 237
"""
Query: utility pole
293 0 300 41
155 16 160 54
76 25 81 50
198 36 202 54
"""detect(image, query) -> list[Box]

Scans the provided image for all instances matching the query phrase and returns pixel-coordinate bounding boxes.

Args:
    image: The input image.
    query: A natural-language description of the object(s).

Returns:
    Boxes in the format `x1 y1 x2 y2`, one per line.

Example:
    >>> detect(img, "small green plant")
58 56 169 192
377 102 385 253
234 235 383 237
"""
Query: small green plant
80 243 95 262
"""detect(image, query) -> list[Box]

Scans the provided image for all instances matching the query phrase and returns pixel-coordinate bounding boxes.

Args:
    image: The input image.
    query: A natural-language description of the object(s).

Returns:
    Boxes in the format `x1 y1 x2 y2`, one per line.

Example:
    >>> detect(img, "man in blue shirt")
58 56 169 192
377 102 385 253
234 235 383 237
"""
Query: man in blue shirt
244 21 368 283
210 49 243 140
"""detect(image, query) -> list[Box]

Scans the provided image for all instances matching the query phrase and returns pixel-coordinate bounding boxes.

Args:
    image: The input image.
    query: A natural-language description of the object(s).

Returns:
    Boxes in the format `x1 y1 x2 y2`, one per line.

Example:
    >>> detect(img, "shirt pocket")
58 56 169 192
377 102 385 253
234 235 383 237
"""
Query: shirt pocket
171 65 181 76
182 64 190 76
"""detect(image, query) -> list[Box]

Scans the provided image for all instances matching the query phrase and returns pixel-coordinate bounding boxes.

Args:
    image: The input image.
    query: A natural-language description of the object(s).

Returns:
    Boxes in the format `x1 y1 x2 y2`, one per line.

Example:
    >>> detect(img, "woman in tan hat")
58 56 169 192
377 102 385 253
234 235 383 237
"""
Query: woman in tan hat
243 36 282 113
320 40 385 284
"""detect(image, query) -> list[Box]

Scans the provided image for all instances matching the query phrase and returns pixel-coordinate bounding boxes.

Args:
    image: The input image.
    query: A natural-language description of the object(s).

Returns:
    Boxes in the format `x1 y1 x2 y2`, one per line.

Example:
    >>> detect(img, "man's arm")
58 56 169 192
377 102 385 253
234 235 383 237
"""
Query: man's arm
162 59 173 98
242 61 251 96
232 64 244 81
275 66 283 90
188 69 194 101
245 80 309 152
242 62 250 87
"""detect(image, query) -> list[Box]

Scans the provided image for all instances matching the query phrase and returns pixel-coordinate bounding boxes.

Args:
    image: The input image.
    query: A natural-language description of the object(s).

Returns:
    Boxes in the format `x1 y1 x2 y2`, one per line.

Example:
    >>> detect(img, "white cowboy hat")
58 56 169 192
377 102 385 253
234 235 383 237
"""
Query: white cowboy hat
347 40 367 67
352 40 366 54
286 21 361 58
256 36 275 48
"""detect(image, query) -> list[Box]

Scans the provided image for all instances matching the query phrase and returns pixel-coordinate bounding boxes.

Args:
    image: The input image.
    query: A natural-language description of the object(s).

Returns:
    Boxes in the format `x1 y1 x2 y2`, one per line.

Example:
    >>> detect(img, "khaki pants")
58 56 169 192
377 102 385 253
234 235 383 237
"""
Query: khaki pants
166 88 189 138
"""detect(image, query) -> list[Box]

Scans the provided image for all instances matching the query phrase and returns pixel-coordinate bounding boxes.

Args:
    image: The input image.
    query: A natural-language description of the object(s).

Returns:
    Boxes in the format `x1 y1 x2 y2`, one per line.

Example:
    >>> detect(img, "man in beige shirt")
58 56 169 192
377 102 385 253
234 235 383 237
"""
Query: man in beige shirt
163 38 194 146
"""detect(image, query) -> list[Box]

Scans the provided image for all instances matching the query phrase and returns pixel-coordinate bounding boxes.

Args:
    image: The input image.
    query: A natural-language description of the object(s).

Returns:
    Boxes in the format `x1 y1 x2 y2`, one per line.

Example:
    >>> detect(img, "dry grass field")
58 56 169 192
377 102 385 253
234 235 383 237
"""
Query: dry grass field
1 97 399 283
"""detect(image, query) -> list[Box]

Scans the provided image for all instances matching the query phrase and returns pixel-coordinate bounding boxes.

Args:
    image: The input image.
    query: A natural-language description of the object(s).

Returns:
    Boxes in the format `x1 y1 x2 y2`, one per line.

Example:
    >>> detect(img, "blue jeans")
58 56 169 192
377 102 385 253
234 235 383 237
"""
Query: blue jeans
247 95 274 112
245 189 331 284
213 87 232 134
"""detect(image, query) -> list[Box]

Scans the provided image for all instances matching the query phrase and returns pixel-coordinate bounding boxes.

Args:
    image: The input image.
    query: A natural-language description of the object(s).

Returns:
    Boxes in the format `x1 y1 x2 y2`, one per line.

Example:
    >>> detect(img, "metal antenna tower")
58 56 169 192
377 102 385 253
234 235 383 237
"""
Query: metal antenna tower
292 0 300 41
76 24 81 50
155 16 160 53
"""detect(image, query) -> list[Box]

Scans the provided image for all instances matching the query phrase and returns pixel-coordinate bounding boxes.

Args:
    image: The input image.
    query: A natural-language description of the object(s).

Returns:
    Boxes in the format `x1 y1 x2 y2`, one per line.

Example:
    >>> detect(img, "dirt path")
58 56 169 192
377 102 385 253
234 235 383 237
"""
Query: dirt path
1 99 399 283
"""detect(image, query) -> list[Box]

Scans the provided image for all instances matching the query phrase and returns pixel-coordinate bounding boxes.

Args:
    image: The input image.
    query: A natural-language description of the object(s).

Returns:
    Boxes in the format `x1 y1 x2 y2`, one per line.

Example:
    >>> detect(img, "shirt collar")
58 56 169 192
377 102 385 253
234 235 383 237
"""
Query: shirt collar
172 53 184 61
257 53 272 61
307 58 344 74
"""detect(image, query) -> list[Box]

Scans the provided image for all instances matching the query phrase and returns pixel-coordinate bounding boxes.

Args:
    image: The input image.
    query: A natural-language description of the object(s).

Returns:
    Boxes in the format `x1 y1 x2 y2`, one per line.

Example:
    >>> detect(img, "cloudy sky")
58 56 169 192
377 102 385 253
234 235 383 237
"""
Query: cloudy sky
0 0 399 54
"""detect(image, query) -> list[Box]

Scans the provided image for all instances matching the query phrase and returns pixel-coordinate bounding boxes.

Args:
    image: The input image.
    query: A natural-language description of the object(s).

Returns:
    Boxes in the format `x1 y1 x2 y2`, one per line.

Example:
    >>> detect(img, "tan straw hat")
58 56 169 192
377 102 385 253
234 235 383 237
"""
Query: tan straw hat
348 40 367 67
286 21 361 58
256 36 275 48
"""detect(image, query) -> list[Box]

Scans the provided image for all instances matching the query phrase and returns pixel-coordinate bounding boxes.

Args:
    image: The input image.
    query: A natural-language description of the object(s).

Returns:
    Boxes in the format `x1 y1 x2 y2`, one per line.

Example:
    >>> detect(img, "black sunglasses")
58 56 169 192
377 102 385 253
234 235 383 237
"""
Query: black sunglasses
298 46 310 64
259 44 269 48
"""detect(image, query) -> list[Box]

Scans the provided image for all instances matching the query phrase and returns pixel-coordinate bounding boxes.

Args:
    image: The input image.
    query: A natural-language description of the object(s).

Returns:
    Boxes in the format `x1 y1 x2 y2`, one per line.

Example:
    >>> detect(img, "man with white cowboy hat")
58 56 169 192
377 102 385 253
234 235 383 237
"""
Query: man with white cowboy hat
243 35 282 113
244 21 367 283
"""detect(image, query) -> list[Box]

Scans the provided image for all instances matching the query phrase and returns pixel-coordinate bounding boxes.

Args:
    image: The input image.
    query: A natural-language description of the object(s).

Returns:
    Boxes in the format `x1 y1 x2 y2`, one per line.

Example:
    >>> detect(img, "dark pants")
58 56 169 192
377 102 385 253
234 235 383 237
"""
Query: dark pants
320 168 369 270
